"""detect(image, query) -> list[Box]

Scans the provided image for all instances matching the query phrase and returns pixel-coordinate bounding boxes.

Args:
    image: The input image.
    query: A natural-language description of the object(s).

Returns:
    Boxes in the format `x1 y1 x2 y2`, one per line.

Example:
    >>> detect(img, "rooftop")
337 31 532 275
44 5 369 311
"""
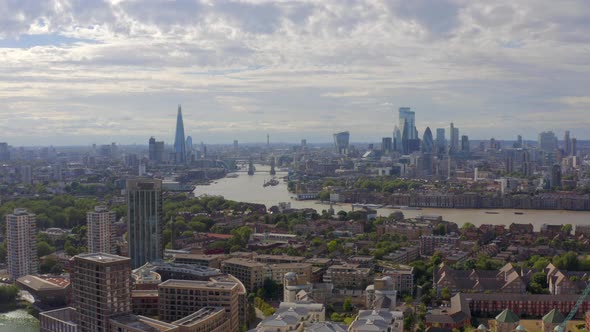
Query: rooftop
75 252 130 264
159 279 238 290
172 307 225 326
17 275 70 291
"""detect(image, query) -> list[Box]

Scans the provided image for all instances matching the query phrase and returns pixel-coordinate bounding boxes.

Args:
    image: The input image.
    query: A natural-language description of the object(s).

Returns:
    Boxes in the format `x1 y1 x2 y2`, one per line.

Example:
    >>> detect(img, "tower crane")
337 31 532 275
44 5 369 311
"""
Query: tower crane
557 283 590 332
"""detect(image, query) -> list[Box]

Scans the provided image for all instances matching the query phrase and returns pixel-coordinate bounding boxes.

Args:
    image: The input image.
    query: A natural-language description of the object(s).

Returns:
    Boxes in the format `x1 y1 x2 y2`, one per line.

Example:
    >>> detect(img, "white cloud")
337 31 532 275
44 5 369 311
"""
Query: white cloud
0 0 589 145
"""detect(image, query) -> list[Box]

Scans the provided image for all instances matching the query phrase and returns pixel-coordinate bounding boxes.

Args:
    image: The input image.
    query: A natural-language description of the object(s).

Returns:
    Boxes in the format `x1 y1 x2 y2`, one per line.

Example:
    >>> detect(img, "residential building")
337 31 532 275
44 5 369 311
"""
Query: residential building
420 235 460 255
425 294 471 330
173 254 225 268
251 302 326 332
383 246 420 265
6 208 38 280
323 264 371 290
87 206 116 254
365 276 397 310
40 307 78 332
72 253 132 332
220 258 266 292
382 265 415 295
349 309 404 332
127 178 163 268
158 279 240 332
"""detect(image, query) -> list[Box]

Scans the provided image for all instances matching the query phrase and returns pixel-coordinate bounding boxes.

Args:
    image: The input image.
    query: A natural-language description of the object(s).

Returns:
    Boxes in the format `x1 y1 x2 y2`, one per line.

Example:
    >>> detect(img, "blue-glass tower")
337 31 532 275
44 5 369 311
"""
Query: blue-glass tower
173 105 186 164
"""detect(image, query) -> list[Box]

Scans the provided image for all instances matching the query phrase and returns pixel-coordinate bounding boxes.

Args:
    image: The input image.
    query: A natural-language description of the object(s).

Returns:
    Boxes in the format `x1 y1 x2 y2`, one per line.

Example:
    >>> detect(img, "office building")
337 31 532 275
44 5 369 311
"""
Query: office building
72 253 132 332
158 279 240 331
382 137 393 153
450 123 459 153
398 107 417 139
0 142 9 161
148 137 165 163
564 130 571 155
461 135 470 153
421 127 434 153
572 138 578 156
87 206 116 254
6 208 38 280
333 131 350 155
436 128 446 155
173 105 187 164
127 178 163 268
538 131 558 152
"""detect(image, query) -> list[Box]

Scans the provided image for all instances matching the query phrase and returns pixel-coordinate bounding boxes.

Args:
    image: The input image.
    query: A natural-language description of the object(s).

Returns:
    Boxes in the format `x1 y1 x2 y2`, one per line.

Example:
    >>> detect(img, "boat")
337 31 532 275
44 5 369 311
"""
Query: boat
263 178 279 187
514 212 524 215
485 211 499 214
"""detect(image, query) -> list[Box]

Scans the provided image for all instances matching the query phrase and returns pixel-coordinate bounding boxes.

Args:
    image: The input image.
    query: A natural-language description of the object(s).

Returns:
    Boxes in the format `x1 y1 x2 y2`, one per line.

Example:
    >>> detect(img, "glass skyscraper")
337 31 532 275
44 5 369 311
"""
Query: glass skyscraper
173 105 186 164
127 178 163 268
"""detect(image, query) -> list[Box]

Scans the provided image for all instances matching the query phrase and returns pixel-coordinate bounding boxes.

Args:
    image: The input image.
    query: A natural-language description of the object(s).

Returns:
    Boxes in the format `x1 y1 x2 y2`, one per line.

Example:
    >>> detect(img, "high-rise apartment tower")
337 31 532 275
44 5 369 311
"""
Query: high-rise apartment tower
72 253 132 332
127 178 163 268
6 208 37 280
87 206 116 254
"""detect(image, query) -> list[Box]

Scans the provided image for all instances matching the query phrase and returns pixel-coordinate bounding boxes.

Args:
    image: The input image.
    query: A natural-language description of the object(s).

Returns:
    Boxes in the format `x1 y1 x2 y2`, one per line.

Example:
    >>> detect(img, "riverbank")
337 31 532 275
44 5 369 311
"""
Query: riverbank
193 170 590 231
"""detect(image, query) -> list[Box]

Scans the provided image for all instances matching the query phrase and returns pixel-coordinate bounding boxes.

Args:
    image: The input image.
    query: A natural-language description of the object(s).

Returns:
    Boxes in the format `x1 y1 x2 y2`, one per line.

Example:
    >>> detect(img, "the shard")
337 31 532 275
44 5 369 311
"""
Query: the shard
173 105 186 164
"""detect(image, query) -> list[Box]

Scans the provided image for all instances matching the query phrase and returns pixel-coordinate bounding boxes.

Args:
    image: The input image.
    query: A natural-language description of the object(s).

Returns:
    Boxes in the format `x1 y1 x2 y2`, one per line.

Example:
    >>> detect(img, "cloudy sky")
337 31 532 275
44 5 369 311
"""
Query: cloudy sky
1 0 589 146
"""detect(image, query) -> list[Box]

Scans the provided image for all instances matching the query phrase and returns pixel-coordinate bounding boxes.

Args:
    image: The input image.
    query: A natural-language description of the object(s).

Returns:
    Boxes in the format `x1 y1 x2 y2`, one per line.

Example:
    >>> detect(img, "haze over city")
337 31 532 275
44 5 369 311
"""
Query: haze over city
1 0 590 145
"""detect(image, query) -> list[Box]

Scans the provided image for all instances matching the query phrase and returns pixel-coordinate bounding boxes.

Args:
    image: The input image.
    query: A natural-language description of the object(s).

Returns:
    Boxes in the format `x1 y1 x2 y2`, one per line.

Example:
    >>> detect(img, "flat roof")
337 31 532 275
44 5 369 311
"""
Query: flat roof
159 279 238 290
75 253 130 264
17 275 70 291
222 258 265 267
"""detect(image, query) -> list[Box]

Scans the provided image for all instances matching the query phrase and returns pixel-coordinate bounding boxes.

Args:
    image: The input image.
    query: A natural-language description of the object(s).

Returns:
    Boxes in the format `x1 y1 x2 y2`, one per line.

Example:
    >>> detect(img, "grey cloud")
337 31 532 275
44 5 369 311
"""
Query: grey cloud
388 0 464 38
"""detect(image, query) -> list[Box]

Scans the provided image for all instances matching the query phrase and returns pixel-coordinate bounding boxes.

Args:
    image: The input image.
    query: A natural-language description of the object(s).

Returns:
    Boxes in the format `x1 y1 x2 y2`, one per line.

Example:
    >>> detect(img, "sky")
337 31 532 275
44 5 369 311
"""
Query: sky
1 0 589 146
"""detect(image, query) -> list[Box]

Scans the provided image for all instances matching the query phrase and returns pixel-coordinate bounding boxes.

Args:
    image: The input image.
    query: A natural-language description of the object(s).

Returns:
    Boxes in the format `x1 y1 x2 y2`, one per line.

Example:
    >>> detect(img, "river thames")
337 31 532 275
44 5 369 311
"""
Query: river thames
194 168 590 231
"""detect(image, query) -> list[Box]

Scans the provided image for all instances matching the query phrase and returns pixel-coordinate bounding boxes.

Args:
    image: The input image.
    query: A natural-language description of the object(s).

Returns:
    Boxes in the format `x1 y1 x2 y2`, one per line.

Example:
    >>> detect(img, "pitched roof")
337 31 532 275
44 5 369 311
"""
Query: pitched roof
495 309 519 323
542 309 564 324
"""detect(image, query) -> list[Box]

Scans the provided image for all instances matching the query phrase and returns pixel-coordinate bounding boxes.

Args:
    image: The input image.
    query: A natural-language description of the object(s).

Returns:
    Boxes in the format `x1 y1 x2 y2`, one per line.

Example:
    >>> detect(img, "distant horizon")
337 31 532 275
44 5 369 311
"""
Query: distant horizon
1 1 590 145
3 137 582 149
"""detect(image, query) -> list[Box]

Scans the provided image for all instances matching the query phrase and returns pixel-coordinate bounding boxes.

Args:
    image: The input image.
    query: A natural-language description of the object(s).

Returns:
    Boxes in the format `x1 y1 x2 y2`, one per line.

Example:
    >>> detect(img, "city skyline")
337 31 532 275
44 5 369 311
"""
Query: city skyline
0 1 589 145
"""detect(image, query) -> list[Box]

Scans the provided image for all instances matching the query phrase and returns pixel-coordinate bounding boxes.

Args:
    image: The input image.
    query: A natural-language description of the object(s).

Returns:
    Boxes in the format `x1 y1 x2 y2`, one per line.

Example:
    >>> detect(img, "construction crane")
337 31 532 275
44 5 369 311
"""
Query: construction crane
557 283 590 332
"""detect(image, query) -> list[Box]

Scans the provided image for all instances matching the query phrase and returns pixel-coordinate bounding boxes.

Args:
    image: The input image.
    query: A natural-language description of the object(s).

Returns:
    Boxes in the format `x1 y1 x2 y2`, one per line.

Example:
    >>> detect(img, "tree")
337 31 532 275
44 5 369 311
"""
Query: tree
441 287 451 301
561 224 573 235
327 240 339 253
553 251 580 270
343 298 353 312
38 241 55 258
318 190 330 202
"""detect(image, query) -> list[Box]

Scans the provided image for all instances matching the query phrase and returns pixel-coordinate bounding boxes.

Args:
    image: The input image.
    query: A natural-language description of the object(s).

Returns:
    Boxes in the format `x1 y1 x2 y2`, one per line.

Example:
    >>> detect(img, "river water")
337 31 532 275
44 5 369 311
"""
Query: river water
194 167 590 231
0 310 39 332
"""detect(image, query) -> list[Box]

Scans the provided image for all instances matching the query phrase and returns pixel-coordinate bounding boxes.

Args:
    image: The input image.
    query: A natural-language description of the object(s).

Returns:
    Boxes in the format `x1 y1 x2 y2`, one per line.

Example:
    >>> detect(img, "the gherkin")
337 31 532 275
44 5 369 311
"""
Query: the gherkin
422 127 434 153
173 105 186 164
